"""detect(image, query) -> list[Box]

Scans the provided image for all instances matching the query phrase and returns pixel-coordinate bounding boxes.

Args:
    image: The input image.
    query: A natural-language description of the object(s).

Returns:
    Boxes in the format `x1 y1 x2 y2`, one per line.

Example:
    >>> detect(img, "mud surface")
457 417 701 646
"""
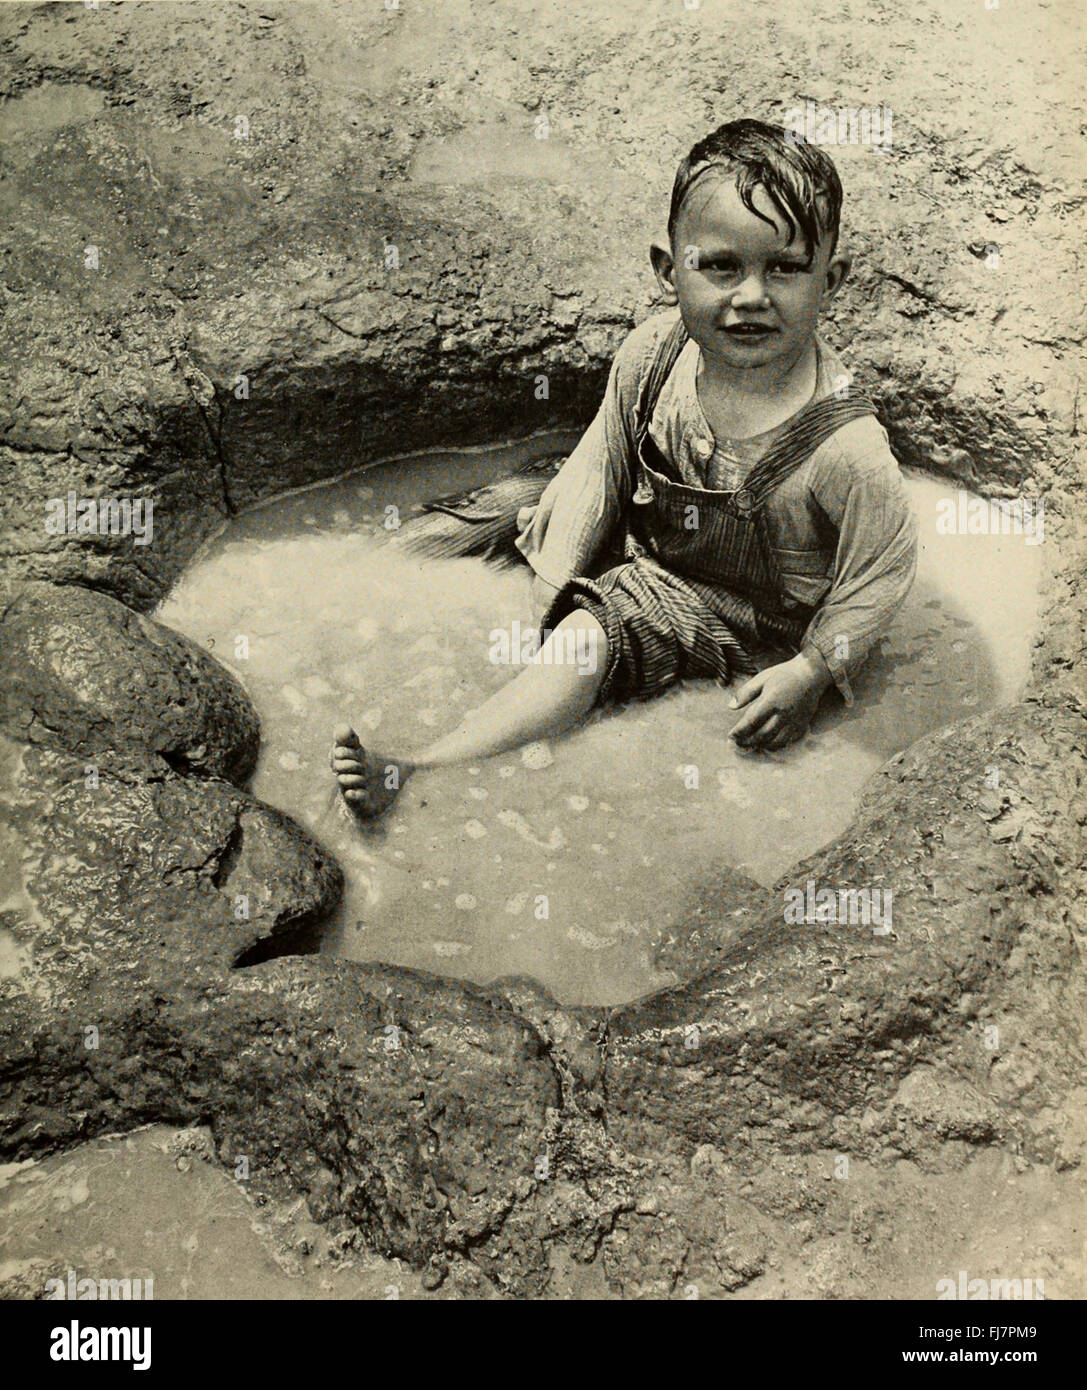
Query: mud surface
0 0 1084 1297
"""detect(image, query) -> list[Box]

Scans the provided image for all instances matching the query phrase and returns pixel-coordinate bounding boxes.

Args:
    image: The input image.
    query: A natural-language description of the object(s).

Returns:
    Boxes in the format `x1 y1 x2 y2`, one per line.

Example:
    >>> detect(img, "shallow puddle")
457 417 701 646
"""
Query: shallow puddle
157 436 1042 1006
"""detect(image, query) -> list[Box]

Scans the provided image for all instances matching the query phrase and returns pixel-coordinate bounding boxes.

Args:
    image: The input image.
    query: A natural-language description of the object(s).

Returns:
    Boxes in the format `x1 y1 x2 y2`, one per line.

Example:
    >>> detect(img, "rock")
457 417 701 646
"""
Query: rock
604 705 1084 1167
0 583 259 784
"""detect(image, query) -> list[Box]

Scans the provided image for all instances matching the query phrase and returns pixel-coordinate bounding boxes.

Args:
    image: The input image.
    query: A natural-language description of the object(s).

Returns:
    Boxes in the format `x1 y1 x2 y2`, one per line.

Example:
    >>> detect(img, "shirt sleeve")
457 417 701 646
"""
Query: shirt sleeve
800 433 918 704
514 316 668 587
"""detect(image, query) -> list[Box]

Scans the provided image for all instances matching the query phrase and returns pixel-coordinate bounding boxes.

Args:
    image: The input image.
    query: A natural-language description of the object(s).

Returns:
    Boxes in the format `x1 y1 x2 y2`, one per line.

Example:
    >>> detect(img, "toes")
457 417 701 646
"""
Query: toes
336 773 367 789
333 724 361 750
332 756 364 773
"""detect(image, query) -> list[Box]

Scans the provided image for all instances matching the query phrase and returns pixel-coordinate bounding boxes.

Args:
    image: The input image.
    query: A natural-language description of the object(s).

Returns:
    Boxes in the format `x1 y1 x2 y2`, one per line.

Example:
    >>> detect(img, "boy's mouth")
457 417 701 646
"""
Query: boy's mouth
721 322 778 342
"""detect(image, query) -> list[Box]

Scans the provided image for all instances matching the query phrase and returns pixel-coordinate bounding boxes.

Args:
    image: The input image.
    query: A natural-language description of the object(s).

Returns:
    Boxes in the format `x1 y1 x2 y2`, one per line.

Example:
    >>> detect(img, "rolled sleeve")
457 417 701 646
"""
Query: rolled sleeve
801 448 918 703
514 314 675 587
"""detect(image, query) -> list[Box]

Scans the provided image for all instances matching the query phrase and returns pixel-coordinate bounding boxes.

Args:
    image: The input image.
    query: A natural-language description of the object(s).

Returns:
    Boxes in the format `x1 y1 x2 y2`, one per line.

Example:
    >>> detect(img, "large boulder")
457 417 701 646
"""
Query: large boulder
0 582 259 782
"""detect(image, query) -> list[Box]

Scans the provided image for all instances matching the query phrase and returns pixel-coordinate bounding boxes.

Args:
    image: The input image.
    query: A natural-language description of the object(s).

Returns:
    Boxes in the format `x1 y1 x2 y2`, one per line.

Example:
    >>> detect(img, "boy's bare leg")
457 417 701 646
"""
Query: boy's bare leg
331 609 608 818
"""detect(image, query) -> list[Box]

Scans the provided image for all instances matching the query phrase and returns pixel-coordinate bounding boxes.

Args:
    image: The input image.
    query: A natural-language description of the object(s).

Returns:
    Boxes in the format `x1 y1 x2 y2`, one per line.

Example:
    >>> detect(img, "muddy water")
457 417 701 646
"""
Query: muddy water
157 437 1042 1005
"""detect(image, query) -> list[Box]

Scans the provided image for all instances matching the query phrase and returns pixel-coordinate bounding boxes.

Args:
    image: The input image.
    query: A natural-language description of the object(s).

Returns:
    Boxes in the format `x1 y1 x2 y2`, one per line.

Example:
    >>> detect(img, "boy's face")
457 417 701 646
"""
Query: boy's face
652 174 849 372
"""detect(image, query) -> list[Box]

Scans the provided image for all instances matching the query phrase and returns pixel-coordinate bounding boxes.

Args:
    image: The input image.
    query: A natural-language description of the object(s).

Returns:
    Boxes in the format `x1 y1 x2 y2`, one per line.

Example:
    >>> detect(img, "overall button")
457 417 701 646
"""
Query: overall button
693 437 713 460
734 487 753 514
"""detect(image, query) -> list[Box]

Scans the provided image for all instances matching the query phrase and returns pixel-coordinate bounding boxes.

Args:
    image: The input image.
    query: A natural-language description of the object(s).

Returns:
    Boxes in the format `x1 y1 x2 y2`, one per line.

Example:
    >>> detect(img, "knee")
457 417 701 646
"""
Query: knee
547 609 608 684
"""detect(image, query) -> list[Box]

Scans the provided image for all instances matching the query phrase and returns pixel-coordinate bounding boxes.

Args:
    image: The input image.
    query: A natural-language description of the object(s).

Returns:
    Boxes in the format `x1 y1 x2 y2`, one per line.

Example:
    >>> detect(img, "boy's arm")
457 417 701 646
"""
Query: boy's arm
732 436 917 749
515 317 669 605
799 443 918 704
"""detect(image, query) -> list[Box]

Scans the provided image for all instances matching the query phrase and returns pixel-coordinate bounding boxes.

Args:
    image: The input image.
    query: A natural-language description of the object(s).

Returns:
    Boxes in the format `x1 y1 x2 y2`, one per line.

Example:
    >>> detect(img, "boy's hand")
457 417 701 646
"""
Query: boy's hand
729 652 833 750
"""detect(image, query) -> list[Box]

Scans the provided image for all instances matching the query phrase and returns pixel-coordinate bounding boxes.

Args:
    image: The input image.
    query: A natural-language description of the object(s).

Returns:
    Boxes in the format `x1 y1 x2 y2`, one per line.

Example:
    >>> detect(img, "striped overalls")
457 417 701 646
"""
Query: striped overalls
543 319 879 703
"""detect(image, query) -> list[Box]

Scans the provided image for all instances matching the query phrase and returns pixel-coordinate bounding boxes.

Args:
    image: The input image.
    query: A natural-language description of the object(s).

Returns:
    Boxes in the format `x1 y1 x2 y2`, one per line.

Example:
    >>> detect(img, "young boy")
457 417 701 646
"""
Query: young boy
332 118 917 816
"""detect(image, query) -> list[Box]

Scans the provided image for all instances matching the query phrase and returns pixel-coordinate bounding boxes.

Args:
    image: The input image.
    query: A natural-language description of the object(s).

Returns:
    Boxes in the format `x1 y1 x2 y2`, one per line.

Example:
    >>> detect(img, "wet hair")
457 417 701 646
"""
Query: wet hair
668 118 843 260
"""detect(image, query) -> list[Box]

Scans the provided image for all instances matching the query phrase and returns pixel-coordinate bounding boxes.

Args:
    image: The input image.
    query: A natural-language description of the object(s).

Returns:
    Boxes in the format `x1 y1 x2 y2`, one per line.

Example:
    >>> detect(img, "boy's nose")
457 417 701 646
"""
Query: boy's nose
730 274 770 309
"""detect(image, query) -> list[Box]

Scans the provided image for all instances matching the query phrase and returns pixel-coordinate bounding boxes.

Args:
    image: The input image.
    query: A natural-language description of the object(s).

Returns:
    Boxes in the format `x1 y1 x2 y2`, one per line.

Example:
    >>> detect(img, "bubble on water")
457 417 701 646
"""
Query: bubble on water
405 664 449 690
335 665 367 690
464 819 487 839
278 750 302 772
567 925 616 951
433 940 471 956
521 741 554 770
454 893 477 910
566 795 590 812
468 786 489 800
610 919 640 937
496 808 567 852
505 892 530 914
280 685 308 715
774 807 792 820
302 675 335 699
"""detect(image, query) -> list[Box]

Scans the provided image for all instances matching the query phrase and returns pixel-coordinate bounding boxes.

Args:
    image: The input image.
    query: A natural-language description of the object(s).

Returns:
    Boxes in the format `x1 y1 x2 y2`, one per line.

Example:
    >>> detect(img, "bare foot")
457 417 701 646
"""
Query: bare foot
330 725 413 820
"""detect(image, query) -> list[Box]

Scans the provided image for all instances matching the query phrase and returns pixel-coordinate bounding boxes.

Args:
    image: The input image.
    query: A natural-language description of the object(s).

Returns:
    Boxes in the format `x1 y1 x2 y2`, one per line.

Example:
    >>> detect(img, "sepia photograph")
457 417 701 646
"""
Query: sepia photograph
0 0 1082 1343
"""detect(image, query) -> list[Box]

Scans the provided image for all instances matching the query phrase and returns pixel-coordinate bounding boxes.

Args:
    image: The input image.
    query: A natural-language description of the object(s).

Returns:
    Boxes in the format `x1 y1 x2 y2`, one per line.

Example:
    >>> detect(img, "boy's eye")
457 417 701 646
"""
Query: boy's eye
771 261 808 276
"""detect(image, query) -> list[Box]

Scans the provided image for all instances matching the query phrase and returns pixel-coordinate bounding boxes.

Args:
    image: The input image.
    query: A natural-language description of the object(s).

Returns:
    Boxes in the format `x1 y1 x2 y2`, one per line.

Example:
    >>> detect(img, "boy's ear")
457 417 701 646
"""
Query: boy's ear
822 250 851 302
650 238 678 305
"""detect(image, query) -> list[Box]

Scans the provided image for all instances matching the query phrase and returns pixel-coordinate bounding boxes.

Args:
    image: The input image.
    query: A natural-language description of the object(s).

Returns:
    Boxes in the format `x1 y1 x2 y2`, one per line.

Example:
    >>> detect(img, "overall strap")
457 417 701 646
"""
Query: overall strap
737 391 879 514
633 317 689 444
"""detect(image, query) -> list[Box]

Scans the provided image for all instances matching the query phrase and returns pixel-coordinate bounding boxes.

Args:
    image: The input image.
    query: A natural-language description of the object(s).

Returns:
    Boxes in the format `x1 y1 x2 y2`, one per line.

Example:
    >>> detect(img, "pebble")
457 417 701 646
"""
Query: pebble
468 786 489 800
566 795 590 812
433 941 471 957
464 819 487 839
277 751 302 771
454 893 477 910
